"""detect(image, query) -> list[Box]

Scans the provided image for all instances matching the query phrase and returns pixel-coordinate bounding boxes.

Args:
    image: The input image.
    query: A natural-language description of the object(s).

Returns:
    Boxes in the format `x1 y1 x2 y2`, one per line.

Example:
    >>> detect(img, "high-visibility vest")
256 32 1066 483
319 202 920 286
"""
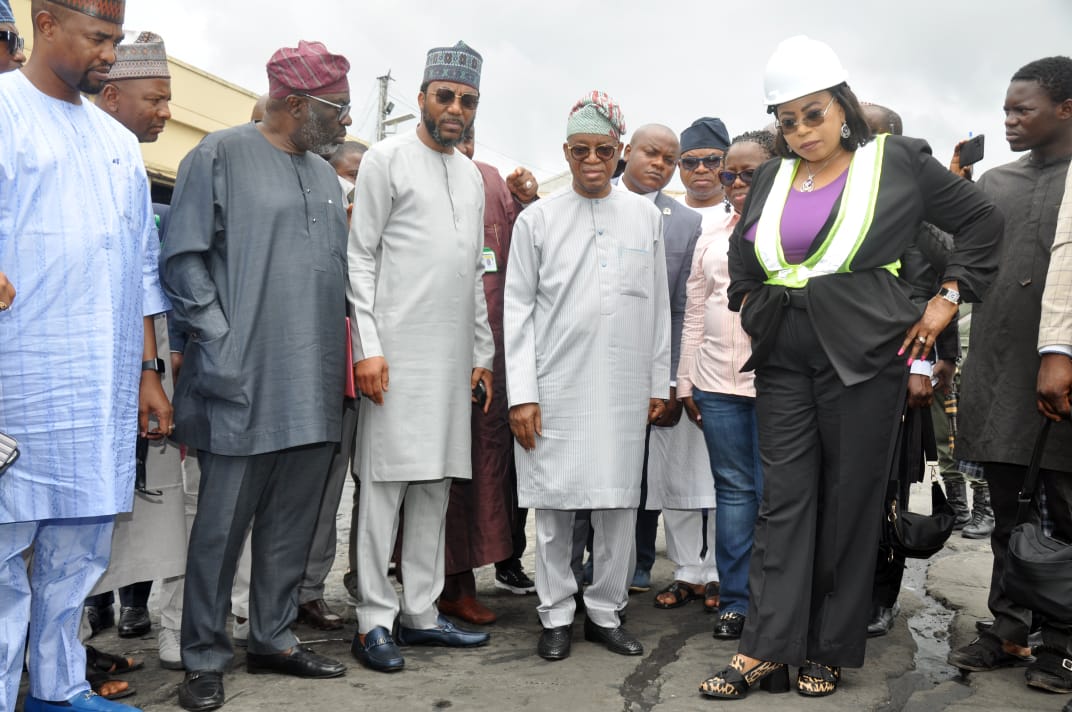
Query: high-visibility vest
754 134 899 288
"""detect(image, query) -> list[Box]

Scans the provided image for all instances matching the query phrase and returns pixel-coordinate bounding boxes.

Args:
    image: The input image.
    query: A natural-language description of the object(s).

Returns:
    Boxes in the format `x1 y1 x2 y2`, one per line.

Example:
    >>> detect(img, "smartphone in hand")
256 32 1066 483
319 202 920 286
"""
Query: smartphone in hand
959 134 985 167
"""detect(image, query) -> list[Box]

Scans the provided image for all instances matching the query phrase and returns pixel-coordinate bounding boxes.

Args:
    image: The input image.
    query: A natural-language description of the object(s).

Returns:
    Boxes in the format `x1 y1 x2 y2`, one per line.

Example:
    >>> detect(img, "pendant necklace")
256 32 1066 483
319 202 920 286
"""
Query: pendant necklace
801 152 840 192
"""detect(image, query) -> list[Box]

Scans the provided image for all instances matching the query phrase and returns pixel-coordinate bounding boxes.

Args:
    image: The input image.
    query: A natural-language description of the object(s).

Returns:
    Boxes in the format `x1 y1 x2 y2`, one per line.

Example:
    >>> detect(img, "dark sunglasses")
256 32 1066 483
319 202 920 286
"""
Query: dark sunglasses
777 96 836 133
0 31 24 55
718 169 756 187
298 93 351 122
433 88 480 110
679 154 722 171
567 143 619 161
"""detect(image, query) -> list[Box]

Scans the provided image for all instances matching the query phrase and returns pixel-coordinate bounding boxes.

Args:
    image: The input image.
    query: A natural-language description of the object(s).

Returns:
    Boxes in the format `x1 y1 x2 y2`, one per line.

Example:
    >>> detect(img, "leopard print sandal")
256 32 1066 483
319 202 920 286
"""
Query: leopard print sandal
797 660 841 696
699 654 790 699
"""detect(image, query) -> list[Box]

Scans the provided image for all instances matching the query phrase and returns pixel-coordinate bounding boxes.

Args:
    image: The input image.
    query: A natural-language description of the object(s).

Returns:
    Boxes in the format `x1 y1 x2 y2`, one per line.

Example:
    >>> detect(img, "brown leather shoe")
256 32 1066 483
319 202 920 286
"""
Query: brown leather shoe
437 596 497 625
297 599 344 630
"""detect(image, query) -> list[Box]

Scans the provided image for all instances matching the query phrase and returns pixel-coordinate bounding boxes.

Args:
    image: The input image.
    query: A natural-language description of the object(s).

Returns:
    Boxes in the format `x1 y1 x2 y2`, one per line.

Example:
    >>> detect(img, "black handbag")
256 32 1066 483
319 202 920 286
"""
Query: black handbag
881 404 957 559
1003 418 1072 621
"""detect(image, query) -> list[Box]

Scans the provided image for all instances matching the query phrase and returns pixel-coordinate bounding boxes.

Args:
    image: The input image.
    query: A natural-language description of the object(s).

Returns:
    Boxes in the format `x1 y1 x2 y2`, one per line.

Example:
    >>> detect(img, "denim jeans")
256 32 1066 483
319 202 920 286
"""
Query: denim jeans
692 389 763 615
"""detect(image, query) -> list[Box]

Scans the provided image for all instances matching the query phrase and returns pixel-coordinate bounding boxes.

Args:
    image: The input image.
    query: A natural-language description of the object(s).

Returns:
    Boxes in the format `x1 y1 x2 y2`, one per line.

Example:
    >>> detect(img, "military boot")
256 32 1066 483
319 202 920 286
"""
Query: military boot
962 484 995 539
944 478 971 529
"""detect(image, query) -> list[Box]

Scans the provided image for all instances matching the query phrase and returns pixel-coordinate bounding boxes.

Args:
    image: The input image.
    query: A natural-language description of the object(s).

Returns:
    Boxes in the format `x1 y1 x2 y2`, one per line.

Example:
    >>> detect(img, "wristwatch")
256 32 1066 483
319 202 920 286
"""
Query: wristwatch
937 286 961 305
141 358 166 374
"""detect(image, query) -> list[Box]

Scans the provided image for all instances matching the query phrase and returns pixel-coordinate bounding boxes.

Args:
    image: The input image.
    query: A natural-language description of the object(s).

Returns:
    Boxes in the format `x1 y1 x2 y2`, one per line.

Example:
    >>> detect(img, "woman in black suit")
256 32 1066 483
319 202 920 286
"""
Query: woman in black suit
698 35 1003 700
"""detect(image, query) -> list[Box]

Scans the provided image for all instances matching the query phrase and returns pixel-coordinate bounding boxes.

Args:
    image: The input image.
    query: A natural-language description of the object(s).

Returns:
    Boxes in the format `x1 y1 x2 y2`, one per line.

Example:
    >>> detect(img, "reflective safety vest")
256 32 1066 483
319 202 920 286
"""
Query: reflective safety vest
754 134 899 288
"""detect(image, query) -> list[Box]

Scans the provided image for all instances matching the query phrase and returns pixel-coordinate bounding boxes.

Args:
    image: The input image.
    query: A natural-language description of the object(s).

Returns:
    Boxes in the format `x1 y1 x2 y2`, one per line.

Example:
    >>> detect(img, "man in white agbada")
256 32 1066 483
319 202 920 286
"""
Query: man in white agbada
347 40 494 673
0 2 172 710
504 91 671 661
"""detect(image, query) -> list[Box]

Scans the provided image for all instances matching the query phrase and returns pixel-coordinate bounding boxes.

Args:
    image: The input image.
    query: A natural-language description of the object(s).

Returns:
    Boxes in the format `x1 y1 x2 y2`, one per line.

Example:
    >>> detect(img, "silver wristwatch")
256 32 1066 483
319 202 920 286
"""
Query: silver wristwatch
937 286 961 305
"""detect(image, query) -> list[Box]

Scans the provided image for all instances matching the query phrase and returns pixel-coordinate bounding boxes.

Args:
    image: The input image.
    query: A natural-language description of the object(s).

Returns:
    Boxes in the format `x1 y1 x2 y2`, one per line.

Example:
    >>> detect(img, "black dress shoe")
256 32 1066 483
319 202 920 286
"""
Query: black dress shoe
351 627 404 672
713 611 746 640
247 645 346 679
296 599 344 631
118 606 151 638
178 670 224 712
867 604 898 638
85 605 115 638
583 618 643 656
537 625 572 661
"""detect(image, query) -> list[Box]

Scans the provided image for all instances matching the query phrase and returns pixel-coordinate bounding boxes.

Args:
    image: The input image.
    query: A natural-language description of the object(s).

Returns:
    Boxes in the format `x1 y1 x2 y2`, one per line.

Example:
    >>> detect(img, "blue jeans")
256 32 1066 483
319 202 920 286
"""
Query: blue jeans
692 389 763 615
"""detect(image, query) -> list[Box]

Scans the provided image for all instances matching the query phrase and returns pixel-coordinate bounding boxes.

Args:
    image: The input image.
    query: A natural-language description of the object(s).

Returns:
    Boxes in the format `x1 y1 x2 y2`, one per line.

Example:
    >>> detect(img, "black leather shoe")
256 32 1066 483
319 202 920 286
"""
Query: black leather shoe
118 606 151 638
178 670 224 712
867 604 898 638
247 645 345 678
351 627 404 672
397 615 490 647
537 625 572 661
85 605 115 638
713 611 746 640
296 599 344 631
583 618 643 656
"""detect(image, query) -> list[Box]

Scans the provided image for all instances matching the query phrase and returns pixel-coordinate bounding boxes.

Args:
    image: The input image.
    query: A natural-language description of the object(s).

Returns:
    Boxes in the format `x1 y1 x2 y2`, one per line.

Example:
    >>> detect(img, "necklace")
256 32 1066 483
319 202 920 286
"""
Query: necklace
801 152 841 192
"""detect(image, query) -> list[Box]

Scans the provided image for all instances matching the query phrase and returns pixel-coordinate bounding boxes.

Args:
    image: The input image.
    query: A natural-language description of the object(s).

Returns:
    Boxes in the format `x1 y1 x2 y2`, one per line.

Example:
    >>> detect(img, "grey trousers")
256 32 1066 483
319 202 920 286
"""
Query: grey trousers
299 402 358 603
536 508 636 629
180 442 334 671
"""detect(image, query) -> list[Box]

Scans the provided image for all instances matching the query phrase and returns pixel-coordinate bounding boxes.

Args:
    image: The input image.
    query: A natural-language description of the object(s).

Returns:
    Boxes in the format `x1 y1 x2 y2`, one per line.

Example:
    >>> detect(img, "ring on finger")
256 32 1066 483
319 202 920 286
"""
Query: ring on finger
917 336 926 344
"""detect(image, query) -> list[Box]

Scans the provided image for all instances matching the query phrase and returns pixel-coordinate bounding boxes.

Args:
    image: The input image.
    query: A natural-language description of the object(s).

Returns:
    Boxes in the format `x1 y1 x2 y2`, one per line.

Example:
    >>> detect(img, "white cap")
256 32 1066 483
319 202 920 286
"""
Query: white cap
763 35 848 108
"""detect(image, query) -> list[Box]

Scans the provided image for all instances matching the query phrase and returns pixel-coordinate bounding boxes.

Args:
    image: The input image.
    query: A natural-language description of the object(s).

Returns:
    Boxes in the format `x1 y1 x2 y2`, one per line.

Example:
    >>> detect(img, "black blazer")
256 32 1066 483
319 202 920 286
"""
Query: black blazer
727 135 1003 386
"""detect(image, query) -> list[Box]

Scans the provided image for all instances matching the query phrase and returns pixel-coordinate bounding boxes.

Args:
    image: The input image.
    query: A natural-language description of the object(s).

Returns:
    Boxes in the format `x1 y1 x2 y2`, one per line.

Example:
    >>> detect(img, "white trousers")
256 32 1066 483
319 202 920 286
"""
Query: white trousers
355 478 451 633
662 508 718 584
1 517 113 711
535 508 636 629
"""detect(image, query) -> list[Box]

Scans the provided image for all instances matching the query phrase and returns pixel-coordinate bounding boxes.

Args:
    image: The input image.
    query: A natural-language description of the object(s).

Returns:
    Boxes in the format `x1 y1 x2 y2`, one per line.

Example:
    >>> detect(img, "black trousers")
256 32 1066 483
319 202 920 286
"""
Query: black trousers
740 306 907 668
985 460 1072 652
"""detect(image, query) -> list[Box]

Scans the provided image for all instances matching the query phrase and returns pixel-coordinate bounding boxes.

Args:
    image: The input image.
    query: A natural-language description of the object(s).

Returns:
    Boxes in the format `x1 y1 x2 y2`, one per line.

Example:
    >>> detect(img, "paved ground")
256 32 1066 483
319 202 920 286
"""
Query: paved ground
16 481 1071 711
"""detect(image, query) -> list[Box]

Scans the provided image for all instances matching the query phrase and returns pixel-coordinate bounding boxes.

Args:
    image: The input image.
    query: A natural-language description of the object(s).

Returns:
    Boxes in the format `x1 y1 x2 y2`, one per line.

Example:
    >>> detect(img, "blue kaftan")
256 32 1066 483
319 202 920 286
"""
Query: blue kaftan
0 70 169 522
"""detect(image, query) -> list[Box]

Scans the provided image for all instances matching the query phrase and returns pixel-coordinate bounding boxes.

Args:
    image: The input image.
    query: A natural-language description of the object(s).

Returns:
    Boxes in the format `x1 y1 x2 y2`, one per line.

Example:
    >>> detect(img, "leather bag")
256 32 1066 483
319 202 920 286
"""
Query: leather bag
1003 418 1072 621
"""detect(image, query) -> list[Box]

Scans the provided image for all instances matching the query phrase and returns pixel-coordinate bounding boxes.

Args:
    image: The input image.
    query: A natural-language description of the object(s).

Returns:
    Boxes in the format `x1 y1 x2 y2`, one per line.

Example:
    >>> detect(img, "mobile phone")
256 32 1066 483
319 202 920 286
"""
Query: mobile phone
959 134 985 167
472 380 487 408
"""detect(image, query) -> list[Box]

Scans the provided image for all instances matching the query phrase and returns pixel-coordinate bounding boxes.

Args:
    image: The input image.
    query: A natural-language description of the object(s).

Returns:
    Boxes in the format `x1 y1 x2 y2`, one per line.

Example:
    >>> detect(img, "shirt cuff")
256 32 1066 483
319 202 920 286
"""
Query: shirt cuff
1040 345 1072 358
910 360 934 377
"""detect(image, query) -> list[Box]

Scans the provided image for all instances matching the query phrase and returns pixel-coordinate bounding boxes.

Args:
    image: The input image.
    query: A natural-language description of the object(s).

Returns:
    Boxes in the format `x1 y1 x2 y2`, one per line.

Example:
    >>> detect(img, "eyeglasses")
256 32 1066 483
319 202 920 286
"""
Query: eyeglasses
0 31 23 56
566 143 619 161
777 96 836 133
679 154 722 171
433 88 480 110
718 169 756 187
299 93 351 122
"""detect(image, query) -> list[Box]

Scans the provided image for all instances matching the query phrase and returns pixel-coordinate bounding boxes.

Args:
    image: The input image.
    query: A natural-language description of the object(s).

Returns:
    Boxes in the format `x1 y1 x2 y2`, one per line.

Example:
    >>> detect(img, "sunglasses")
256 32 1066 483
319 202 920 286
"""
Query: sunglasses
679 154 722 171
718 169 756 187
299 93 351 122
0 31 23 56
777 96 836 133
432 88 480 110
567 143 619 161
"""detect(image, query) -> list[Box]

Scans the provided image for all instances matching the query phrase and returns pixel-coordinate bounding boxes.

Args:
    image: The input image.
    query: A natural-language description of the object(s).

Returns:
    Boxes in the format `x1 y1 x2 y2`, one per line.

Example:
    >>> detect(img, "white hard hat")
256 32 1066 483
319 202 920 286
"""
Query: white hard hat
763 35 849 108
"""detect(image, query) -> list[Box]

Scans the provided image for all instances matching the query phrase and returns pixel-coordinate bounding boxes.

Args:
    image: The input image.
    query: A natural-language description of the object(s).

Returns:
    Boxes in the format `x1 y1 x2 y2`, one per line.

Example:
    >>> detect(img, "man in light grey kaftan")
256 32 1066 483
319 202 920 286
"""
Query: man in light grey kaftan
347 40 494 673
505 92 671 661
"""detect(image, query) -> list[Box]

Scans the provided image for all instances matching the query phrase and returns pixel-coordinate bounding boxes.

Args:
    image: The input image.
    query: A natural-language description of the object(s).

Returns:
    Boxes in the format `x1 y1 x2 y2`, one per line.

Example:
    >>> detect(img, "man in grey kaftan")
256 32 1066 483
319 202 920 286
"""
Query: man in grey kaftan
161 41 352 708
504 92 671 660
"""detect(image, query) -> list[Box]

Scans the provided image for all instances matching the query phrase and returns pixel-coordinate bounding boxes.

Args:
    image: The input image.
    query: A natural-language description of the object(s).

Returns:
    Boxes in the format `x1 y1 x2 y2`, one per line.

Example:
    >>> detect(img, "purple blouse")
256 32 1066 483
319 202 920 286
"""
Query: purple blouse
744 169 848 264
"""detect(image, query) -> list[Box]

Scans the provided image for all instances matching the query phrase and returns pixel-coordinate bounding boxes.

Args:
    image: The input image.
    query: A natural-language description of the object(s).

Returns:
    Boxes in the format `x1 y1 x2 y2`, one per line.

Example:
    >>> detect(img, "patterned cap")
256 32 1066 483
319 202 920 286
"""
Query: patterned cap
566 90 626 140
106 32 169 81
266 40 350 100
423 41 482 90
49 0 125 24
680 117 730 153
0 0 14 25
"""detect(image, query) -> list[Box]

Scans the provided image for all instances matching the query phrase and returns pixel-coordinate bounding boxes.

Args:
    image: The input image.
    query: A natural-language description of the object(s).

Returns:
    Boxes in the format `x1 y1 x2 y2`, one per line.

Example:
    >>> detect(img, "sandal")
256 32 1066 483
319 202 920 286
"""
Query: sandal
699 653 789 699
653 581 700 609
87 671 135 700
702 581 720 613
797 660 840 697
86 645 143 674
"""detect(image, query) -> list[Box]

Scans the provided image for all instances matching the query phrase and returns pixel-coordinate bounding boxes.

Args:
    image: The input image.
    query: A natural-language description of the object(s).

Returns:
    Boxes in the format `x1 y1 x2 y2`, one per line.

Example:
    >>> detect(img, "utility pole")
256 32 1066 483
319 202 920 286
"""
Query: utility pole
375 70 415 142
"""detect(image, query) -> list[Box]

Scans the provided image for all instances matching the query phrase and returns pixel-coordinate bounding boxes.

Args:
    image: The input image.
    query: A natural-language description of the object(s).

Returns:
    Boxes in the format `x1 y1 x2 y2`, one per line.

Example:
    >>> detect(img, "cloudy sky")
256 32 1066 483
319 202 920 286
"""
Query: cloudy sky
125 0 1071 188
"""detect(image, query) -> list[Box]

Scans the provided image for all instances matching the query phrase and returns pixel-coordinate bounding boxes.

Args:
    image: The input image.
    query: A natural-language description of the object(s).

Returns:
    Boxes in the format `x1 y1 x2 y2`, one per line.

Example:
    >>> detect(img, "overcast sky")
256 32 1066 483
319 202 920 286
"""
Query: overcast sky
125 0 1071 189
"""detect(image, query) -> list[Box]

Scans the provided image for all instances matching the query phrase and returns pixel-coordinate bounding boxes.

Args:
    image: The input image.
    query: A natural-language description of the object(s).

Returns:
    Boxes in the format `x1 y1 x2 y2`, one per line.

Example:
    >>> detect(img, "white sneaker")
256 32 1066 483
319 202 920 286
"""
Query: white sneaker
233 617 249 647
158 627 184 670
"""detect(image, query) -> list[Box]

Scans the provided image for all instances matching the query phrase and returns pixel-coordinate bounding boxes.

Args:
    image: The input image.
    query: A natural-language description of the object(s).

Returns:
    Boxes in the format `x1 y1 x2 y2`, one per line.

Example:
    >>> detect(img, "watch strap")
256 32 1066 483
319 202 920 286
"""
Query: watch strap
141 358 166 374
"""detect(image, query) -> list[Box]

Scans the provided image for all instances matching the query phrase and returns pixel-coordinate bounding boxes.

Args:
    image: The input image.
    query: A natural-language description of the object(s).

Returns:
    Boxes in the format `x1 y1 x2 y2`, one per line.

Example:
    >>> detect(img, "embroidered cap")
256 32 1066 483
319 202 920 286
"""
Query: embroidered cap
566 90 625 140
0 0 14 25
49 0 125 25
680 117 730 153
107 32 169 81
423 41 482 90
266 40 350 100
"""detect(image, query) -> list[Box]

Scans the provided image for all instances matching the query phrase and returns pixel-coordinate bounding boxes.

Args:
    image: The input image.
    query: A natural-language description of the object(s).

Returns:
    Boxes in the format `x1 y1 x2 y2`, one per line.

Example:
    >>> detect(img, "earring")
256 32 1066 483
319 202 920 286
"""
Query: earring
840 122 851 140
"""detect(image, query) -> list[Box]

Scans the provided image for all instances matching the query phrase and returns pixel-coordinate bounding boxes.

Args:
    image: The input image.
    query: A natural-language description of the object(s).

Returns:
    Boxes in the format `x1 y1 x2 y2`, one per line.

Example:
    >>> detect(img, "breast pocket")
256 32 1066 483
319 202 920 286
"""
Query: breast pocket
618 246 651 299
312 200 347 273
